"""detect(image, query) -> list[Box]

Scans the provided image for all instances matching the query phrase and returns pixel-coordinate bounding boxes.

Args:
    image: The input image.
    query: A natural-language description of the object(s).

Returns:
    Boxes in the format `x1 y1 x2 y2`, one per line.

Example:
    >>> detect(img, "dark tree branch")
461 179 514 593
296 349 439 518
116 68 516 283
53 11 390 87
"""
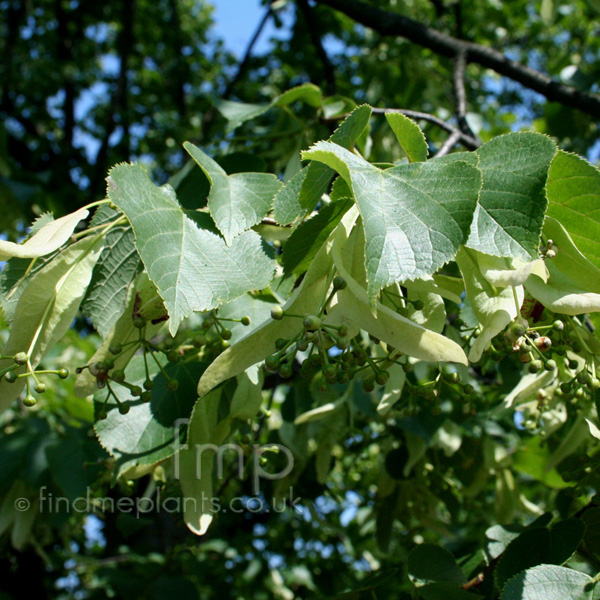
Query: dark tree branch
314 0 600 119
453 0 464 39
55 0 75 152
452 50 477 140
434 130 461 156
297 0 337 95
91 0 136 196
223 4 273 99
168 0 187 117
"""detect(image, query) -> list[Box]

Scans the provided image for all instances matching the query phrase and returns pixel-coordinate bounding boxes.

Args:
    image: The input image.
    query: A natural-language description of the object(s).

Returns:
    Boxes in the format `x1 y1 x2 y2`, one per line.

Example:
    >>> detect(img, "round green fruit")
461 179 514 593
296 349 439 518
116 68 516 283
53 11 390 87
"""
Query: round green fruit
303 315 321 332
271 305 285 320
332 276 347 291
4 371 17 383
23 395 37 407
166 379 179 391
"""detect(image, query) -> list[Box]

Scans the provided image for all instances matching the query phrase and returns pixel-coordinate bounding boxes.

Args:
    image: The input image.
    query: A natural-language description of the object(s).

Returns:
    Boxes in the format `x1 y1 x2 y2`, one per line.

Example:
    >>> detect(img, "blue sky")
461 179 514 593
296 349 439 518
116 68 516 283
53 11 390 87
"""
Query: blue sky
211 0 291 58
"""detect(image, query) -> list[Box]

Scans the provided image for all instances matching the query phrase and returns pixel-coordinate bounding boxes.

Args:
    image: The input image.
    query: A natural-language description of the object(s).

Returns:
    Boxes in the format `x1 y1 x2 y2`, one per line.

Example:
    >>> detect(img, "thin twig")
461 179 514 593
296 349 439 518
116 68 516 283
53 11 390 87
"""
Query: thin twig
452 50 477 140
434 130 462 156
314 0 600 119
371 108 481 148
324 106 481 150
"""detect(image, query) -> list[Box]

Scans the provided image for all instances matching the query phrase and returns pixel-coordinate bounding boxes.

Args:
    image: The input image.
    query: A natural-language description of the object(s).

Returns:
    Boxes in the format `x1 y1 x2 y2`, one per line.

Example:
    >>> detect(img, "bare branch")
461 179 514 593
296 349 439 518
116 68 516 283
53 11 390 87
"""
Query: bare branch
314 0 600 119
452 50 477 140
434 130 462 156
91 0 136 196
297 0 337 95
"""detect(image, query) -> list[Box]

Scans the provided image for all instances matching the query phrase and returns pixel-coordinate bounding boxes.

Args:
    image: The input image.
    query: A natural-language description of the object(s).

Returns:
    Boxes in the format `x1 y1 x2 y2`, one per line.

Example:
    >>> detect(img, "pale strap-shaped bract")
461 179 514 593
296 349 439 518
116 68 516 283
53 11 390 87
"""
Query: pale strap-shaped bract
455 247 524 363
524 217 600 315
0 207 88 261
331 207 469 365
0 235 102 412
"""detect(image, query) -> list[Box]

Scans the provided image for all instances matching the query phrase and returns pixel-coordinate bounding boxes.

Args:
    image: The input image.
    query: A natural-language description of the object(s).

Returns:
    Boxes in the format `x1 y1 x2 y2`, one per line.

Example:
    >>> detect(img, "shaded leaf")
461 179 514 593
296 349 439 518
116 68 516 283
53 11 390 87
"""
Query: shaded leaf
273 105 371 225
407 544 466 585
495 520 585 588
281 197 353 274
82 222 140 337
94 355 206 478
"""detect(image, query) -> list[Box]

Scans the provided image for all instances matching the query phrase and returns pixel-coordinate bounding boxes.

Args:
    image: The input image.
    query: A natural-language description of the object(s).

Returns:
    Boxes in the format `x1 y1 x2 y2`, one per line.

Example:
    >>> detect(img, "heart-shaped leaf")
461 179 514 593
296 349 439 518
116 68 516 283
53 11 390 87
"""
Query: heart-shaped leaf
303 141 481 308
107 163 275 335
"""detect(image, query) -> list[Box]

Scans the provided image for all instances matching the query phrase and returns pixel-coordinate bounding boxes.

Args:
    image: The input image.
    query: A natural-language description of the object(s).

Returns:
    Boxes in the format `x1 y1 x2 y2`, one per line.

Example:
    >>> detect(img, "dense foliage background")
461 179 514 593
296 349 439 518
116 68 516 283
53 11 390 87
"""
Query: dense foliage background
2 1 600 598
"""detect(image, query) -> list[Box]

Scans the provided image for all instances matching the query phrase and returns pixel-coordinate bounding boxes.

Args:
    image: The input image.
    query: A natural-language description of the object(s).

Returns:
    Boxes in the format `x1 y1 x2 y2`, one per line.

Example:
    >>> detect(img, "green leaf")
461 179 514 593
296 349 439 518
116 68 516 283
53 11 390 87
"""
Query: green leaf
385 112 428 162
0 236 103 412
501 565 595 600
495 520 585 588
94 355 205 478
525 217 600 314
546 151 600 270
305 142 481 308
184 142 282 244
0 207 88 261
213 99 269 134
107 163 275 335
466 132 556 260
486 524 523 560
45 430 107 501
273 82 323 108
407 544 466 586
456 247 524 362
82 219 140 337
281 198 353 274
273 105 371 225
214 84 323 134
512 436 572 489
